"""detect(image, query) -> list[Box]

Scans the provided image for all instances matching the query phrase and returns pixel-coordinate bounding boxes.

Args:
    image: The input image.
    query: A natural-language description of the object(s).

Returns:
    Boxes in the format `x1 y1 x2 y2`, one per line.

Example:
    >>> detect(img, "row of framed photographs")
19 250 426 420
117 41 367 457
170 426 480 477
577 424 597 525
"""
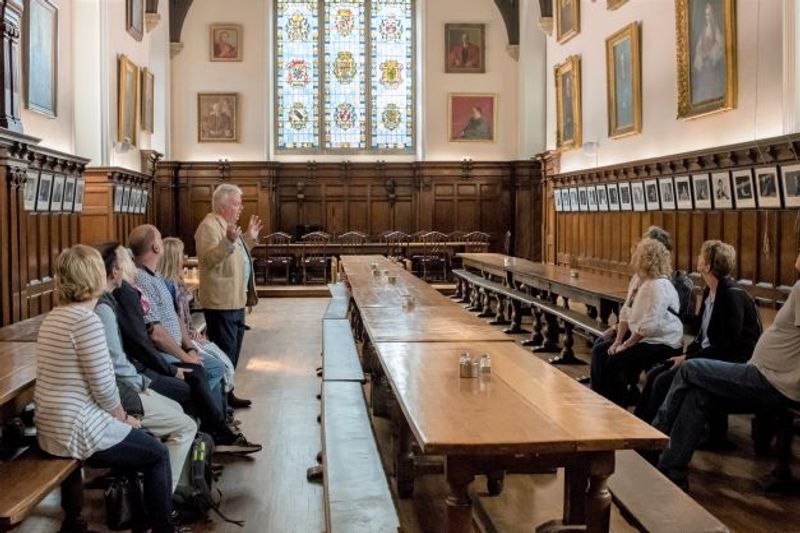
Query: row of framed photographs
554 165 800 213
114 184 150 214
24 172 85 213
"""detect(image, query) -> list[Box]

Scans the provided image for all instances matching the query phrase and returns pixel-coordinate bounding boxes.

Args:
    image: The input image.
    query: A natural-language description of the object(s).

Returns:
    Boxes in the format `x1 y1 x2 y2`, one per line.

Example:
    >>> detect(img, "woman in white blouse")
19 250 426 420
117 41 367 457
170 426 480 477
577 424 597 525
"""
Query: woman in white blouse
34 245 178 533
591 238 684 406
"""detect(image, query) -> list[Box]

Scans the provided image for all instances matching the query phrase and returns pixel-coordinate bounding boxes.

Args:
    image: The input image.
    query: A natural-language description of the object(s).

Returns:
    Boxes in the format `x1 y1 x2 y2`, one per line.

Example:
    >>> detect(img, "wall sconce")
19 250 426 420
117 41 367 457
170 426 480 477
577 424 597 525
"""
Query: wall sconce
461 157 473 180
217 158 230 181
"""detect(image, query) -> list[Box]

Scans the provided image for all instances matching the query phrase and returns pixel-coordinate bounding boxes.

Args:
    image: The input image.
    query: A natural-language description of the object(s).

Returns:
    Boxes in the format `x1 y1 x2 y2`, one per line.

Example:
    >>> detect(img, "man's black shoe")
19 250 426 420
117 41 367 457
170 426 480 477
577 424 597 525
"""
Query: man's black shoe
227 391 252 408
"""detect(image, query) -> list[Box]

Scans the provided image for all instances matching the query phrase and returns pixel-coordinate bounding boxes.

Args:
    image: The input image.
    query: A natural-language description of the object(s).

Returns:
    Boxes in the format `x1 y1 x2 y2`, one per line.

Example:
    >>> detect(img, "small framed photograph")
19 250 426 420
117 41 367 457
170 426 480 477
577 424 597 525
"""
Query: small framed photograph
587 185 598 211
644 179 660 211
692 174 712 209
569 187 579 211
554 189 563 212
141 190 149 214
674 175 693 209
607 183 620 211
132 188 142 214
618 182 632 211
62 177 76 212
711 171 733 209
780 164 800 208
24 170 39 211
74 178 85 212
50 174 65 211
596 185 609 211
732 169 756 208
114 184 124 212
36 172 53 211
578 186 589 211
659 177 676 210
755 167 781 208
631 181 646 212
137 189 145 214
121 185 131 213
560 189 572 212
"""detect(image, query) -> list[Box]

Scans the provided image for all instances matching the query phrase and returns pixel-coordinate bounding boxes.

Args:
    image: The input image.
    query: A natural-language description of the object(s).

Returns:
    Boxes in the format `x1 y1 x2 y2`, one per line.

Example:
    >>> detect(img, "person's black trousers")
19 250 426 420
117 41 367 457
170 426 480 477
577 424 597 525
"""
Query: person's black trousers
204 308 246 369
595 342 682 406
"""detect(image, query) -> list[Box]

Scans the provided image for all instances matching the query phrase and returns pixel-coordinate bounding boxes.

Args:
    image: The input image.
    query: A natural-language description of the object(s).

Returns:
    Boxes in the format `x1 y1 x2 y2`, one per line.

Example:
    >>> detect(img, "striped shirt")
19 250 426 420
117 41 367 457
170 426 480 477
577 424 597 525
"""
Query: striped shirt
34 305 131 459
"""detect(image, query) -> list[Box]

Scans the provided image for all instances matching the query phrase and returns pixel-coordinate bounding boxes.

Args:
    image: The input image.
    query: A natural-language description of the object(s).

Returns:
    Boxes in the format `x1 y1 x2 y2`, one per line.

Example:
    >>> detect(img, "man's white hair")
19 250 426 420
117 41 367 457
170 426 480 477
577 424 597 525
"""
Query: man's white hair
212 183 243 213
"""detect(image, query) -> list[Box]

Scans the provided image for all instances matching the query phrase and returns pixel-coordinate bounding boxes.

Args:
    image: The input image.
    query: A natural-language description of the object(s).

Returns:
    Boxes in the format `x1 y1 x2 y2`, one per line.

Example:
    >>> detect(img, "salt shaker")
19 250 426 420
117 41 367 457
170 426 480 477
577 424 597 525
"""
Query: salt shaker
459 353 472 378
479 353 492 374
469 360 480 378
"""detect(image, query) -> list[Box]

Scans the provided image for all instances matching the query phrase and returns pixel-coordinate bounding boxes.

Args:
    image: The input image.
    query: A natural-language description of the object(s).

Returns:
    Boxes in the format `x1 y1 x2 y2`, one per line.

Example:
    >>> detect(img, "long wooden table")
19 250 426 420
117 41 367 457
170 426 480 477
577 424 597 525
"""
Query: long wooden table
458 253 631 364
0 342 37 415
340 255 667 533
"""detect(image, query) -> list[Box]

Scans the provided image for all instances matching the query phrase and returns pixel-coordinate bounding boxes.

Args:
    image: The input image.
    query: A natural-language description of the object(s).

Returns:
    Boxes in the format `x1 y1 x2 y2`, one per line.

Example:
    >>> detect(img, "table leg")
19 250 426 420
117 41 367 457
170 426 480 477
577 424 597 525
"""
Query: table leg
586 305 598 320
549 321 586 365
532 307 562 354
445 457 475 533
522 306 545 346
489 294 510 325
585 453 615 533
564 460 589 525
467 284 481 312
599 300 616 329
393 407 415 499
504 299 530 334
477 288 493 318
452 277 464 300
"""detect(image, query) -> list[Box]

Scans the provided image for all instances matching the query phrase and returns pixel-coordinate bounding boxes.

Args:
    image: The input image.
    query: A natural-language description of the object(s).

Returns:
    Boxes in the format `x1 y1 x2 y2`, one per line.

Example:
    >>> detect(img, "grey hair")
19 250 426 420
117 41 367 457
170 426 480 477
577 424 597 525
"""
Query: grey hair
212 183 243 213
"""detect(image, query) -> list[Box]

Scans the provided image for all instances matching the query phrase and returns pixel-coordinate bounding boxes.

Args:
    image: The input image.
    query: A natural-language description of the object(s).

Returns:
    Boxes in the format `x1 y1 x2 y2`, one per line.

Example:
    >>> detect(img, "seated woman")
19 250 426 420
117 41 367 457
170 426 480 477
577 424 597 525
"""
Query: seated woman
157 237 235 396
34 245 177 533
95 241 198 492
590 226 673 389
591 238 684 406
635 240 762 425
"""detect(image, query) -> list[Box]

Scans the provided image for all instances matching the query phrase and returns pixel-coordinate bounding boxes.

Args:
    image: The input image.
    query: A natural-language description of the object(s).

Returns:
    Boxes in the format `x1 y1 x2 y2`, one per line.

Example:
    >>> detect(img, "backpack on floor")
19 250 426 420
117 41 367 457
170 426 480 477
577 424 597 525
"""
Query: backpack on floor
668 270 696 327
173 432 245 527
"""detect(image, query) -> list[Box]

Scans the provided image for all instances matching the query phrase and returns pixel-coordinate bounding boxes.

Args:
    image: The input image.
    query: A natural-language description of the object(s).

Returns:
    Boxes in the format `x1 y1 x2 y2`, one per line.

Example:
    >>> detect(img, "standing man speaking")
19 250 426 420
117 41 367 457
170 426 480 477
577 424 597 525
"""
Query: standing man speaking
195 183 262 408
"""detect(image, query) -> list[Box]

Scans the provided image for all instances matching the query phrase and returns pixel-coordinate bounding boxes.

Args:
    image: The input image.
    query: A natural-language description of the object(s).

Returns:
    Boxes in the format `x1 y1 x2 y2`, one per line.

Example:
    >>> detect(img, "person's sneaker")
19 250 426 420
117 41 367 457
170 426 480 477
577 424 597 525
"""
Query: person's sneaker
227 391 252 409
215 433 262 455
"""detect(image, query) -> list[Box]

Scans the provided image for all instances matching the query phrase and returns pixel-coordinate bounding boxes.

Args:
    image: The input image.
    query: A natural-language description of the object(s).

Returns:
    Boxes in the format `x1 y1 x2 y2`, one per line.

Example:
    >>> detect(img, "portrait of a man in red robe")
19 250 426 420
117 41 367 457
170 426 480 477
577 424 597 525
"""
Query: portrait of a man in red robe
211 25 242 62
445 24 485 73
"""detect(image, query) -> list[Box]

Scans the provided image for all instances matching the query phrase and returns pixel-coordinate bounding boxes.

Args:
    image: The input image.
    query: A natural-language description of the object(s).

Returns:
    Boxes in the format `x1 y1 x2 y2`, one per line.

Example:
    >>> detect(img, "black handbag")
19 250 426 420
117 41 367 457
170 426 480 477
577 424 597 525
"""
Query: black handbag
104 473 147 531
116 379 144 418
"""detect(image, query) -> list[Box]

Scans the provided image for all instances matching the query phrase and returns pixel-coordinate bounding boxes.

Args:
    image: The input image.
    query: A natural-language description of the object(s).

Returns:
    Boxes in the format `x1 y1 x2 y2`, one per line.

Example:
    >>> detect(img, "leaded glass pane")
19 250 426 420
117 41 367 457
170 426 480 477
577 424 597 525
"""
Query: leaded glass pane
322 1 367 150
276 0 320 150
370 0 413 150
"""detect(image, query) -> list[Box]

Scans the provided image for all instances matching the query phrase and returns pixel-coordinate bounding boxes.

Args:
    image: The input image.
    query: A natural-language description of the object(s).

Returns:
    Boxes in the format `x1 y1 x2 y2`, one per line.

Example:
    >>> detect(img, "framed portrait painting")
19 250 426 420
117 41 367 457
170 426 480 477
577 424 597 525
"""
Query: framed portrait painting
577 186 588 212
732 169 755 208
587 186 598 212
607 183 620 211
554 189 563 212
692 173 712 209
561 189 572 212
644 179 660 211
569 187 579 211
24 0 58 117
781 164 800 208
118 55 139 146
596 185 609 211
50 174 64 212
444 24 485 74
618 182 632 211
555 0 580 44
675 175 693 209
141 68 154 133
608 0 628 10
711 171 733 209
24 171 39 211
114 184 124 212
631 182 646 212
658 178 676 210
755 166 781 208
555 55 582 151
36 173 52 212
62 176 75 212
141 190 149 214
74 178 85 212
210 24 243 62
606 22 641 138
127 0 143 42
448 93 495 143
676 0 737 118
198 93 239 142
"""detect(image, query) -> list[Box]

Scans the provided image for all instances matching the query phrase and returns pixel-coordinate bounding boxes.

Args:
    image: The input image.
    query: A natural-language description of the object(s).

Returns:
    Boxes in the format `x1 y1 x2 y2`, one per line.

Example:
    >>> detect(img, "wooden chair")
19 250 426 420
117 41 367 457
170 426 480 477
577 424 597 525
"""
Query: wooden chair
338 231 367 255
411 230 431 242
262 232 294 285
464 230 491 252
414 231 449 282
447 230 466 242
381 230 410 263
301 231 332 284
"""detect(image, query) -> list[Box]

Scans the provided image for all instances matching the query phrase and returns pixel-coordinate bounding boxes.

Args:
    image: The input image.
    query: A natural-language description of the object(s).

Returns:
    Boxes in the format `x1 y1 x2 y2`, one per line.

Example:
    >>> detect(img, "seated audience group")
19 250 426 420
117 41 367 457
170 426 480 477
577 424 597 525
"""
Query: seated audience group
33 184 263 532
591 225 800 491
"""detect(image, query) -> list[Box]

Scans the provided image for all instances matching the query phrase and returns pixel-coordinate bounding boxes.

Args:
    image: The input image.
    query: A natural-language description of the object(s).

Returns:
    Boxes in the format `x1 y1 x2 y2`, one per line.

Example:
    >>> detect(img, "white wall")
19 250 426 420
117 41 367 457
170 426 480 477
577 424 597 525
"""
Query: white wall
546 0 787 174
518 0 547 158
171 0 269 161
21 0 74 154
171 0 520 161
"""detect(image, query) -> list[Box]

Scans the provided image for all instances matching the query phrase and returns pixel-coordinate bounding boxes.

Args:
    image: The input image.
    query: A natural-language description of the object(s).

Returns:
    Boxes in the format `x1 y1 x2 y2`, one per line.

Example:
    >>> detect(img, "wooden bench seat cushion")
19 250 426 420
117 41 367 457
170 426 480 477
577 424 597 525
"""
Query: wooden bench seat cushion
609 450 728 533
0 448 79 528
322 320 364 383
322 381 399 533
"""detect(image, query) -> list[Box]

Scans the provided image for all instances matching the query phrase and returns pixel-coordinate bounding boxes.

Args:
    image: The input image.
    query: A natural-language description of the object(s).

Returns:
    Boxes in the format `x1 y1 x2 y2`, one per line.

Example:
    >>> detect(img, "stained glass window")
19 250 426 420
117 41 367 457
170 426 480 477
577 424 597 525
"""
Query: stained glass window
275 0 415 154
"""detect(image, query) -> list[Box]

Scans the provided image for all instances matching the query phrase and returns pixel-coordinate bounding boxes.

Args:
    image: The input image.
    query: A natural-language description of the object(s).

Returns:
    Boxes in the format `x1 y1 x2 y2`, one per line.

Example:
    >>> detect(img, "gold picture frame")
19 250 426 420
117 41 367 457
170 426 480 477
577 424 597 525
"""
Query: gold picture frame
676 0 737 119
210 24 243 62
606 22 642 139
117 54 139 146
555 55 582 151
607 0 628 10
555 0 580 44
197 92 239 143
140 68 154 133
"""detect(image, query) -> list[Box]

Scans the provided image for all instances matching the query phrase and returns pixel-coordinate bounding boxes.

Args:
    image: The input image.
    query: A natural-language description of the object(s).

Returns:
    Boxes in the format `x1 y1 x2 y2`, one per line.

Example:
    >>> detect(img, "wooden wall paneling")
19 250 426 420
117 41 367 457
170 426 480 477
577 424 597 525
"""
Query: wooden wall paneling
779 211 799 289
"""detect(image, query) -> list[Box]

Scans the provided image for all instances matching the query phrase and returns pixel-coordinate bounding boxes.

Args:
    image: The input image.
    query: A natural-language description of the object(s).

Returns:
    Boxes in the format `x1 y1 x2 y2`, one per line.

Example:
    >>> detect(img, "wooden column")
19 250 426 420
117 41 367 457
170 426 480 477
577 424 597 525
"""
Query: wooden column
0 0 24 132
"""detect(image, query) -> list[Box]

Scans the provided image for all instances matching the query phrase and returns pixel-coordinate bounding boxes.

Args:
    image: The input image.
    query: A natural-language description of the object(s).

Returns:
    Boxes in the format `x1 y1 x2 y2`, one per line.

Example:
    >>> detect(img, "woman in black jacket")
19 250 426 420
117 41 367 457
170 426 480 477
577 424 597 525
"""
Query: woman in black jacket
634 240 762 426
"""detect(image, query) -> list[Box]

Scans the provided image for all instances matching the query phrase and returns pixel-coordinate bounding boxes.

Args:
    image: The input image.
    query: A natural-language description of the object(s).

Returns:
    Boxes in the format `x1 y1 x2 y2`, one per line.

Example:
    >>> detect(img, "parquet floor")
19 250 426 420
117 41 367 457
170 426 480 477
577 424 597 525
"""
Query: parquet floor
14 297 800 533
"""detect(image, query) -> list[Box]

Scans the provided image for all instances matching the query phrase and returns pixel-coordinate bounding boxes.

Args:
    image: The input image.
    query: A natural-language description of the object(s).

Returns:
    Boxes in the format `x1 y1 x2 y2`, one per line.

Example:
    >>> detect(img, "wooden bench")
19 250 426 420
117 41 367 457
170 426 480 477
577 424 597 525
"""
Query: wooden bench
324 284 351 320
609 450 729 533
0 315 46 343
323 320 365 383
0 447 81 532
321 381 400 533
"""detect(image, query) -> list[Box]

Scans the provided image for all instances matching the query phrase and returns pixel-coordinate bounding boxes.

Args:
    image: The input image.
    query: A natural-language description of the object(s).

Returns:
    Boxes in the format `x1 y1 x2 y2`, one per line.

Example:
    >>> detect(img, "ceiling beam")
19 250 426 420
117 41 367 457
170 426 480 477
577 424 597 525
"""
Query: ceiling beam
493 0 519 46
169 0 193 43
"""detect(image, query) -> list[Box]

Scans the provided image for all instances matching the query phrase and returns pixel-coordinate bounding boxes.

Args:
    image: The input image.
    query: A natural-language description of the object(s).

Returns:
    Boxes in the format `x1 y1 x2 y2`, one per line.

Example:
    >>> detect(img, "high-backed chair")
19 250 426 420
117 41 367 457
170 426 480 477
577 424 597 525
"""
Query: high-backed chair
339 231 368 255
448 230 466 242
415 230 449 282
464 231 491 253
301 231 332 284
262 232 294 285
382 230 410 263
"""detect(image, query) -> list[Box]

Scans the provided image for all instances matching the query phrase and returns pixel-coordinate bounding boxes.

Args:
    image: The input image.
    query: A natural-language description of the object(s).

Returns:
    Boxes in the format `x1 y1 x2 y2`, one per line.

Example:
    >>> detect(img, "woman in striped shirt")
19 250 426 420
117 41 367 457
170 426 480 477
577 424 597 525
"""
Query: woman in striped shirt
35 245 178 533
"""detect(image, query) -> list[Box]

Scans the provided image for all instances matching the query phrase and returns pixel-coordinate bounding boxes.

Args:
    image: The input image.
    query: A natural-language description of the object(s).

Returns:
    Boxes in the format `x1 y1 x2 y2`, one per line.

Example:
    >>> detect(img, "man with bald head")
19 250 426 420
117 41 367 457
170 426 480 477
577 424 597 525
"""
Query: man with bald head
195 184 262 408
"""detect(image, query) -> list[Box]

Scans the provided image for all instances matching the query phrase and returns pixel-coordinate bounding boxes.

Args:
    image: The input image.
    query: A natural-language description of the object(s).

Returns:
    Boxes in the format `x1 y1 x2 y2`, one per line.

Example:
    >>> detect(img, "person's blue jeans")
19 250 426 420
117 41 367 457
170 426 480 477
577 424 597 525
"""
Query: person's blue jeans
87 428 173 533
162 351 226 405
204 308 246 369
653 359 789 478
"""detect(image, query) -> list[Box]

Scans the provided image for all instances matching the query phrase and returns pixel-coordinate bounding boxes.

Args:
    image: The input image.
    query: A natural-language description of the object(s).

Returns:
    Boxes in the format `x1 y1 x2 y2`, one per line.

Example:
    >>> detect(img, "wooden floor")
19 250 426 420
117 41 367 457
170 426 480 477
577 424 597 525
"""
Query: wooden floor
14 298 800 532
